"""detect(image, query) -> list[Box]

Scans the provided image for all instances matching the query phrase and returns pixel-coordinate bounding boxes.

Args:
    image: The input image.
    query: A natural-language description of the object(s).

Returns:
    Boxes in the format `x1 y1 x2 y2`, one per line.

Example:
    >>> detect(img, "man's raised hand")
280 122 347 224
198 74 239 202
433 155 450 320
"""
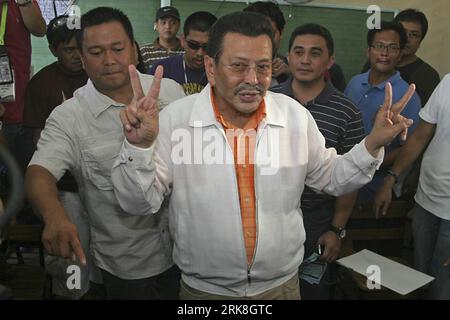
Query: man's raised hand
120 65 163 148
365 82 416 155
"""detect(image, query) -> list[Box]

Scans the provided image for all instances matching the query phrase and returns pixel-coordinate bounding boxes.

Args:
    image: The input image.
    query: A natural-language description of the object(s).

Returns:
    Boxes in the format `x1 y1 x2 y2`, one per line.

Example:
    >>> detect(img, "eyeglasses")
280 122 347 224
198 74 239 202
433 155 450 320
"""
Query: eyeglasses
370 43 400 53
222 61 272 77
186 40 208 51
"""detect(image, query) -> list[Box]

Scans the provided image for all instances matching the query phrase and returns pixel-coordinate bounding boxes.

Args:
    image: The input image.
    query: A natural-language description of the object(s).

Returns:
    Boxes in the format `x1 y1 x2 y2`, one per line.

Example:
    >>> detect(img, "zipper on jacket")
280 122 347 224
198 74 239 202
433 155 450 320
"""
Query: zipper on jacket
217 124 250 285
247 121 266 287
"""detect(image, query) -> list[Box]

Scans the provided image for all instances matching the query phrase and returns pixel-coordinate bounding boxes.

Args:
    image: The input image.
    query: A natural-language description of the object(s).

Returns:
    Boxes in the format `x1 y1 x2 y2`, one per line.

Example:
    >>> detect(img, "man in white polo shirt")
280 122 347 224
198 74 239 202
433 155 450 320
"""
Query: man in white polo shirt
376 75 450 300
25 7 185 299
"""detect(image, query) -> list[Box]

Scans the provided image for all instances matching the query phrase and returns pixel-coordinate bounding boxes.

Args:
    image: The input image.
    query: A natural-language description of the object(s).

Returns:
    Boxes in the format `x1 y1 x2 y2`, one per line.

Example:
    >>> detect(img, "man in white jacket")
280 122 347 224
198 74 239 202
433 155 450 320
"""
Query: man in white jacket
112 12 416 300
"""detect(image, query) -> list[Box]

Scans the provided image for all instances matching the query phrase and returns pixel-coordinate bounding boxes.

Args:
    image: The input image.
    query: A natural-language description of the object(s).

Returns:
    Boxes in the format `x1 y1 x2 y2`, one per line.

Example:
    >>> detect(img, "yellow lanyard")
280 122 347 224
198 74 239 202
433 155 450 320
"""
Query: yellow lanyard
0 2 8 46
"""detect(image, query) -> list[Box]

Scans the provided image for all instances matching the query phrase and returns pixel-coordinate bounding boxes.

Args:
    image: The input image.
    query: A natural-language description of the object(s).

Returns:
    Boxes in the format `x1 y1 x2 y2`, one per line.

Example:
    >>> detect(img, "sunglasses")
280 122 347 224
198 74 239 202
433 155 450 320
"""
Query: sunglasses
186 40 208 51
51 16 69 29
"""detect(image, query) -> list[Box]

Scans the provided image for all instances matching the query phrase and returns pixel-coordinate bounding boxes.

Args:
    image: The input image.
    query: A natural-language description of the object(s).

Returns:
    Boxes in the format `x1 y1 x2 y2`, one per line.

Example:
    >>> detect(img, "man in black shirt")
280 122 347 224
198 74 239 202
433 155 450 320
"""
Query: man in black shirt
394 9 440 106
272 24 365 300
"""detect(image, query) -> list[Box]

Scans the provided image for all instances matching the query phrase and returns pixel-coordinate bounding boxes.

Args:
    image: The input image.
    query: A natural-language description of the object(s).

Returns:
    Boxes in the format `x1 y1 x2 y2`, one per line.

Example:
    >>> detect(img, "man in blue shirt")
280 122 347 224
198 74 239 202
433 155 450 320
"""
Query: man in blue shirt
149 11 216 95
345 21 421 202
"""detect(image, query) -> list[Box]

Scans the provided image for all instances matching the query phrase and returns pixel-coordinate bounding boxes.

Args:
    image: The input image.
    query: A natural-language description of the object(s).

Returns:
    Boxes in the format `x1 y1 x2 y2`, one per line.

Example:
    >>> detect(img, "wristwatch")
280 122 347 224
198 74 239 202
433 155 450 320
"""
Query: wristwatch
15 0 33 7
330 225 346 239
386 168 399 184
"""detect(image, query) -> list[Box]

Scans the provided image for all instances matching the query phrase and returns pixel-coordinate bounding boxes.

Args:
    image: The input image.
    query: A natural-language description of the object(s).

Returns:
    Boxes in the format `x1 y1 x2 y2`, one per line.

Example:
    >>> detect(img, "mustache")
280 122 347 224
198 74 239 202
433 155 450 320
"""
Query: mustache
234 83 265 95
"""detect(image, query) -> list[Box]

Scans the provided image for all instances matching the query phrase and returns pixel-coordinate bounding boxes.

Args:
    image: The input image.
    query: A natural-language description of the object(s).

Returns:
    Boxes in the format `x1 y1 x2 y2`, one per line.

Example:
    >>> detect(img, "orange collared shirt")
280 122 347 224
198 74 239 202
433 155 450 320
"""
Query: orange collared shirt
211 90 267 266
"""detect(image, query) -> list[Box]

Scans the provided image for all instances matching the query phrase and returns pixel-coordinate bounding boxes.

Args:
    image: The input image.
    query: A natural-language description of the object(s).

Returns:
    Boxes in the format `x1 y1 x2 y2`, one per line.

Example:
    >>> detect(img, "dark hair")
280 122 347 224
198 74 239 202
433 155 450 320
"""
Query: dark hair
288 23 334 56
47 15 77 48
243 1 285 34
134 41 146 73
75 7 134 51
206 11 275 62
394 9 428 40
367 21 407 50
183 11 217 36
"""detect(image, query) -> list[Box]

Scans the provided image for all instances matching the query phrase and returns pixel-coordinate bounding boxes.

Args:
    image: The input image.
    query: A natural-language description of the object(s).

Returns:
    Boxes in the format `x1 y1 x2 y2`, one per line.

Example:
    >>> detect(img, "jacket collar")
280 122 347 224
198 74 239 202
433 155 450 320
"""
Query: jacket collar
188 84 286 128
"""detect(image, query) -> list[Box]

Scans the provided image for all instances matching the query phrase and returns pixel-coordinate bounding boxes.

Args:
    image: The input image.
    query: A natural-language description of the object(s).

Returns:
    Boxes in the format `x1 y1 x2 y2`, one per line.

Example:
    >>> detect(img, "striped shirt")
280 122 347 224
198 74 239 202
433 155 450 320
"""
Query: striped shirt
271 78 365 210
140 37 184 72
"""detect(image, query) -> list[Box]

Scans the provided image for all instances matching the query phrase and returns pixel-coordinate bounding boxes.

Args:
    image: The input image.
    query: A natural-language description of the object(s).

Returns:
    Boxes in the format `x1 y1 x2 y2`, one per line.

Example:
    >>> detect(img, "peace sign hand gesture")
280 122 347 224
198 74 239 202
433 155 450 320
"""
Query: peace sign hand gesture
365 82 416 156
120 65 163 148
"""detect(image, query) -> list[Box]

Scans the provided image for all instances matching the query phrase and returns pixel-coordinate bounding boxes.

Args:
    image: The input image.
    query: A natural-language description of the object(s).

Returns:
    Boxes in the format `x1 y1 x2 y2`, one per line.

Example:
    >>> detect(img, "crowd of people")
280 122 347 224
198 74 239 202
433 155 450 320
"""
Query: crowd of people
0 1 448 300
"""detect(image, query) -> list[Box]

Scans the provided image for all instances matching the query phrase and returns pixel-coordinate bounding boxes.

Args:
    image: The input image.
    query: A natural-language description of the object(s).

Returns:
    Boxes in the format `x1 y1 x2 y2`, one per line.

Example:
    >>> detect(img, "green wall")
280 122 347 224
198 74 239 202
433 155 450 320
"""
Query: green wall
32 0 394 82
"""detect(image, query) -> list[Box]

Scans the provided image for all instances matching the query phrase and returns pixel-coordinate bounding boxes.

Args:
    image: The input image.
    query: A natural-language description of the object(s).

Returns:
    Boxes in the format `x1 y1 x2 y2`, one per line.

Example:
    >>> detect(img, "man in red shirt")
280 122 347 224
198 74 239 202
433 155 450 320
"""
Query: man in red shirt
0 0 45 170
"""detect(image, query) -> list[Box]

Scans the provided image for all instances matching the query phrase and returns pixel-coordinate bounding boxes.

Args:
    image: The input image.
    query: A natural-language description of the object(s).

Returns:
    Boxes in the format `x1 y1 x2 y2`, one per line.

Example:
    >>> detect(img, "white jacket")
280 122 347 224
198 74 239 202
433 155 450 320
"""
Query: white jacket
112 85 383 296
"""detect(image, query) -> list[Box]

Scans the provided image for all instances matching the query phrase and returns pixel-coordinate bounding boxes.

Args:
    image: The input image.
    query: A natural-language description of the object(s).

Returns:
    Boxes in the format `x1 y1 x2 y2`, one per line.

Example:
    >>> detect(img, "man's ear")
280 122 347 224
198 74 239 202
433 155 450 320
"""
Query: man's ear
180 34 186 49
204 55 215 87
327 55 336 70
80 55 86 70
132 41 139 64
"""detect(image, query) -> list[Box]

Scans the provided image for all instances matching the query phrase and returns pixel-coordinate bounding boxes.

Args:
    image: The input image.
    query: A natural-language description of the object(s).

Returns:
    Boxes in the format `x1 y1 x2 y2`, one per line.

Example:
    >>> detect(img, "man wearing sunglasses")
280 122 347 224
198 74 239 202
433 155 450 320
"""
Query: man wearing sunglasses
149 11 217 95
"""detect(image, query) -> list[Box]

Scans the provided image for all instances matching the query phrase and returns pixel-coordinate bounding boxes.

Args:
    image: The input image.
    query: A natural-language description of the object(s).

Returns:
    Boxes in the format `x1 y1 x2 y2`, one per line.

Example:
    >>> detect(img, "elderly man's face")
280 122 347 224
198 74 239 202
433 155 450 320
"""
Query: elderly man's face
205 32 272 115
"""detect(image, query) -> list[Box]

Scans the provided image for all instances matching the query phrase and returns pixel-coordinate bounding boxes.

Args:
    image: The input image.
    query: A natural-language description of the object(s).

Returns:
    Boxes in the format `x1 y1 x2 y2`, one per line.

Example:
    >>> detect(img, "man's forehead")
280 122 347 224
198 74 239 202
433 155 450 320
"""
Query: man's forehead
221 33 272 51
373 30 400 42
223 32 269 40
60 37 77 47
83 21 127 38
158 16 178 23
186 30 209 41
293 35 327 47
83 22 130 46
400 20 422 30
61 42 78 49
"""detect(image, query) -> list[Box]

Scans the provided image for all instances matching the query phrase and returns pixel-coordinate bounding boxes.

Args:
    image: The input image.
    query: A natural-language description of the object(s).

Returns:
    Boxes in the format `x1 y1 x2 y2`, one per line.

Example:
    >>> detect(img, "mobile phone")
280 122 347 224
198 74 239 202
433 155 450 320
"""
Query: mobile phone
317 244 325 256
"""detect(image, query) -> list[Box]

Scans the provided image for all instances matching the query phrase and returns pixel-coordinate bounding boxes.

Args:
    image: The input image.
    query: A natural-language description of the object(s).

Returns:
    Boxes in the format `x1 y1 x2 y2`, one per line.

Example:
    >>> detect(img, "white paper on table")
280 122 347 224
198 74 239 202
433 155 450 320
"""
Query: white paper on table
336 249 434 295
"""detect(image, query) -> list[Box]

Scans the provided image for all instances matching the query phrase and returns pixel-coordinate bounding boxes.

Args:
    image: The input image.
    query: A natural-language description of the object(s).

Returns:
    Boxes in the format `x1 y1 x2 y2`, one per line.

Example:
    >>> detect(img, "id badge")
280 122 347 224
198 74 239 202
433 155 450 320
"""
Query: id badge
0 45 13 85
0 66 15 102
